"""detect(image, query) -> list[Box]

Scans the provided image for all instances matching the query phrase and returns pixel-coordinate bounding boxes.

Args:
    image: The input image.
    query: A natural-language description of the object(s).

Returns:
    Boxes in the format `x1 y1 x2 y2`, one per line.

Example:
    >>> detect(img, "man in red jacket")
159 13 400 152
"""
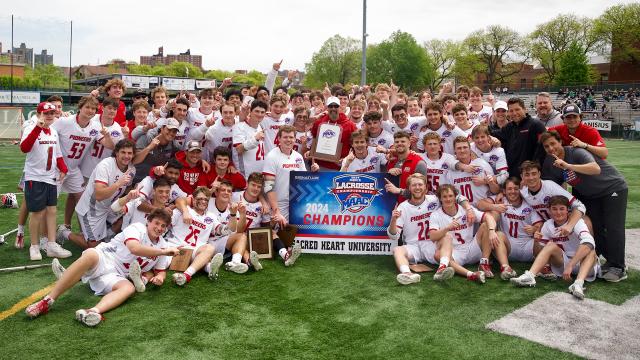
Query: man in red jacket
310 96 357 171
386 131 427 203
173 141 212 195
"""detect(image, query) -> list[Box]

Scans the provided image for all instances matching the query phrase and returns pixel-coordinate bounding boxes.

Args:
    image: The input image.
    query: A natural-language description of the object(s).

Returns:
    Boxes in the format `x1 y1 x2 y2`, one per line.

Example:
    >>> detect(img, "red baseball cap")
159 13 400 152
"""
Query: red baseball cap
37 102 56 114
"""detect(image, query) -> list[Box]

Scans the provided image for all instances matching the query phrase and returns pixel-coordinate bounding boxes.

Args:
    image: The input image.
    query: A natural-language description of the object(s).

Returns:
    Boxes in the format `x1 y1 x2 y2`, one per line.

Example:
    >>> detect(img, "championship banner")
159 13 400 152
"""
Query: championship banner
582 119 612 132
289 171 399 255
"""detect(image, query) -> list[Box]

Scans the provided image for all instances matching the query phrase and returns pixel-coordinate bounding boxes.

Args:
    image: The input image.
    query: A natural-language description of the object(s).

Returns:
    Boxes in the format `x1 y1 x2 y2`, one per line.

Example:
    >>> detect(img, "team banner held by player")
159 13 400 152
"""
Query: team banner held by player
289 171 399 255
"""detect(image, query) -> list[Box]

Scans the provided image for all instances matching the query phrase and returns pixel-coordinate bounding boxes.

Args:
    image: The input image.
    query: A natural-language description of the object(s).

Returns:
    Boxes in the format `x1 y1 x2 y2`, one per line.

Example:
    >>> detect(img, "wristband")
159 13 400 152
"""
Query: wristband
488 228 495 231
583 144 588 149
230 213 237 216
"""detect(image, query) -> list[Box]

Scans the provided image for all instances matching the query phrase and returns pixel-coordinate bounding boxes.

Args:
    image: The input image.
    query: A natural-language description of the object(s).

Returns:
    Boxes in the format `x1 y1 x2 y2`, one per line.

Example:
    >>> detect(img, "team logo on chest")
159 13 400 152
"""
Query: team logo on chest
111 130 121 137
90 129 98 137
489 155 499 164
442 130 451 137
329 174 381 213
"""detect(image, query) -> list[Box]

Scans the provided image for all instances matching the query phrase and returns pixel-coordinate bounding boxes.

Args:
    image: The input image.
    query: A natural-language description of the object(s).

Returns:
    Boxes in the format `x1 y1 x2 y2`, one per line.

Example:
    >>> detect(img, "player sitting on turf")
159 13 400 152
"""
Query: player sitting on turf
138 158 186 205
429 184 513 283
511 195 600 300
387 173 455 285
477 177 544 279
25 209 180 327
111 177 172 229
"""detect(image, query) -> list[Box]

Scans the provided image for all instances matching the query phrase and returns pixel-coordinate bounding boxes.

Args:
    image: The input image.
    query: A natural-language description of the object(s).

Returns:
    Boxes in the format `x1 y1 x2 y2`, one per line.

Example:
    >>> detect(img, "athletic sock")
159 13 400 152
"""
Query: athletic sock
279 248 287 259
185 266 196 277
466 271 474 278
574 279 585 287
17 225 24 234
480 258 489 265
43 295 54 305
399 265 411 273
440 256 450 267
62 229 71 240
232 253 242 264
500 264 509 271
204 263 211 274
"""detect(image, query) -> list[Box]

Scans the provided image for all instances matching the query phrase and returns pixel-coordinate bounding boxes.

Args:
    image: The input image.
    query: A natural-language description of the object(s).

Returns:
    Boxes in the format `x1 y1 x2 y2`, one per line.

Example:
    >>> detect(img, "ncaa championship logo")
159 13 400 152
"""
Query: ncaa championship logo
329 174 381 213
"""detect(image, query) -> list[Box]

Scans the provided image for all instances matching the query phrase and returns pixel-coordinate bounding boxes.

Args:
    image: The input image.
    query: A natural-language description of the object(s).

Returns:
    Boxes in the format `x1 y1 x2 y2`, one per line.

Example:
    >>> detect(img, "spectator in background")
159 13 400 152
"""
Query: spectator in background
533 92 563 128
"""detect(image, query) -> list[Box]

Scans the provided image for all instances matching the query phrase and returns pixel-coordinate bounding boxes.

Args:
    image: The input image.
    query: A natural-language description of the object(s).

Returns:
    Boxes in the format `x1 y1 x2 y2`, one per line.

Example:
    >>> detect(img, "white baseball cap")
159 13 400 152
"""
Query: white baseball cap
493 101 508 111
325 96 340 107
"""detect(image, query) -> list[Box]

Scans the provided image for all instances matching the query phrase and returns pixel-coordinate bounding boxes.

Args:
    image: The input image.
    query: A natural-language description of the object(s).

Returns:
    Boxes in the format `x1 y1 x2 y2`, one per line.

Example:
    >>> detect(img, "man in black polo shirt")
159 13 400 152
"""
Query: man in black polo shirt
490 98 546 178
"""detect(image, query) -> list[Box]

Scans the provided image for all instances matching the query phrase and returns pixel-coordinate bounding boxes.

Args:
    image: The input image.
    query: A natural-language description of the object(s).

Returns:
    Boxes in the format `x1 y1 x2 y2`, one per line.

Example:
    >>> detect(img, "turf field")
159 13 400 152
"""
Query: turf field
0 140 639 360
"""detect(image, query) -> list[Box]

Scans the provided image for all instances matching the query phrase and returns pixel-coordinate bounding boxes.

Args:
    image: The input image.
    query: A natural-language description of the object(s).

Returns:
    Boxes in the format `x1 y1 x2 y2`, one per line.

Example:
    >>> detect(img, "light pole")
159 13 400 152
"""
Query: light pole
361 0 367 86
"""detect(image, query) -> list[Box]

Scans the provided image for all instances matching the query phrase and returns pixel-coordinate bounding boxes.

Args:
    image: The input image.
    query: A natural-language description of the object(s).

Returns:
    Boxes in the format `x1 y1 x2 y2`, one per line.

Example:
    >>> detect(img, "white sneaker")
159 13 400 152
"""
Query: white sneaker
225 261 249 274
208 253 224 280
29 245 42 261
51 258 66 280
75 309 102 327
56 224 70 245
46 242 72 258
172 273 188 286
284 244 302 267
128 262 146 292
396 272 421 285
433 265 454 282
510 270 536 287
568 282 585 300
249 251 262 271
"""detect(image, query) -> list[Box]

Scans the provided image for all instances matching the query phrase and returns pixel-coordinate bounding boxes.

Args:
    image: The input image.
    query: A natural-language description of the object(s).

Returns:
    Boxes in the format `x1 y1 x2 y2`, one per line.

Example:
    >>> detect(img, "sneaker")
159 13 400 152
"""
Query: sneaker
500 265 517 280
602 267 628 283
46 242 72 258
537 264 557 281
284 244 302 267
128 261 146 293
39 237 48 250
75 309 103 327
225 261 249 274
249 251 263 271
56 224 70 245
467 271 486 284
51 258 66 280
396 272 421 285
172 273 190 286
208 253 224 280
478 263 494 278
510 270 536 287
433 265 454 282
25 299 50 318
29 245 42 261
568 282 585 300
14 232 24 249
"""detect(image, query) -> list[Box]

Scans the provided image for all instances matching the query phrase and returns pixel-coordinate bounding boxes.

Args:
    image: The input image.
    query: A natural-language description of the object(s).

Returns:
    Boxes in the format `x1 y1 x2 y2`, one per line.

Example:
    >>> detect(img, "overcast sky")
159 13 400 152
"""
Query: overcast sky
1 0 635 73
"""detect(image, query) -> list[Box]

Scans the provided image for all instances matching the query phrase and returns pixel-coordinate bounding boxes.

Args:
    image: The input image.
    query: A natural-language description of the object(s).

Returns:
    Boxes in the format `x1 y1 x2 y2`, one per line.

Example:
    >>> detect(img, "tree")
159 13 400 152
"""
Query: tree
554 42 593 86
127 64 154 75
463 25 529 88
594 3 640 63
25 65 66 89
366 31 434 92
529 14 601 82
304 35 361 88
423 39 463 89
165 61 203 78
233 70 266 86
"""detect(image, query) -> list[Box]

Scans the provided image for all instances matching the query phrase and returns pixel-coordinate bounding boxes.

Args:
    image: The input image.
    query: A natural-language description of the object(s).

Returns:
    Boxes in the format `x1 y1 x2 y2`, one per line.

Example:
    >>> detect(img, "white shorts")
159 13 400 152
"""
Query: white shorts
59 168 86 194
452 240 482 266
550 251 601 282
78 210 110 242
508 238 535 262
406 241 437 264
208 235 229 255
81 248 128 296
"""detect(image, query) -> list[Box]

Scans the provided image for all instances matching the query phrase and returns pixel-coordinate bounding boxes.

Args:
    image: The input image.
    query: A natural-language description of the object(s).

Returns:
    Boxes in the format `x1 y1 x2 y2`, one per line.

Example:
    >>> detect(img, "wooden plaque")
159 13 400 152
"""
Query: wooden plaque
276 224 298 248
169 248 193 272
248 227 273 259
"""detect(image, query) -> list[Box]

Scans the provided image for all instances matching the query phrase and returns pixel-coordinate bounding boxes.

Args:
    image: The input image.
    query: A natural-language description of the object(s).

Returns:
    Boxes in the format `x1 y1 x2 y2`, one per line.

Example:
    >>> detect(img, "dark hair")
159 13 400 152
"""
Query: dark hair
78 95 99 110
165 158 184 171
393 131 411 141
213 146 231 160
175 97 190 108
247 172 264 185
199 88 214 99
224 89 243 101
256 85 270 96
519 160 541 173
391 103 407 114
451 103 468 114
46 95 63 103
102 97 120 109
539 130 562 145
507 97 525 109
251 100 268 112
350 129 369 143
290 92 304 100
503 176 521 189
471 124 490 138
147 208 171 225
153 177 171 189
274 86 288 95
217 179 233 191
548 195 569 208
334 88 348 97
436 184 458 199
363 111 382 123
112 139 135 157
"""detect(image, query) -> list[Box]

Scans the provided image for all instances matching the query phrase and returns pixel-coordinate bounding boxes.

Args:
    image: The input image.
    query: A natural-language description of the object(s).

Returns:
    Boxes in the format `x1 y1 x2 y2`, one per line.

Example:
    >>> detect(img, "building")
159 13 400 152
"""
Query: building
0 64 25 78
140 46 203 69
11 43 33 67
34 49 53 66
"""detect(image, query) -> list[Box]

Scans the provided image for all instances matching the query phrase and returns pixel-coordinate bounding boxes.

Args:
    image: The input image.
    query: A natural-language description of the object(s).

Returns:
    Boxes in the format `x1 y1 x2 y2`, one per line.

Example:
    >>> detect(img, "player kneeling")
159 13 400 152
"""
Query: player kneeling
25 209 180 326
387 173 454 285
511 196 600 299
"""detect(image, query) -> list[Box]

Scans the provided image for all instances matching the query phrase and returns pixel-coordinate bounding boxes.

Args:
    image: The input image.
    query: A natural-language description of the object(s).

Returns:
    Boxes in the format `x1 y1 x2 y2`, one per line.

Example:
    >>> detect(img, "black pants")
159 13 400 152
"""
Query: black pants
579 188 627 269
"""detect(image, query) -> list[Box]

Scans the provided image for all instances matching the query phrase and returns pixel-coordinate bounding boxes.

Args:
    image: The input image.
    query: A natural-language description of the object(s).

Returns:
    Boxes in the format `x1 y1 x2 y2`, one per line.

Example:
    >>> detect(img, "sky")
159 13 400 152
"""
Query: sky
1 0 636 74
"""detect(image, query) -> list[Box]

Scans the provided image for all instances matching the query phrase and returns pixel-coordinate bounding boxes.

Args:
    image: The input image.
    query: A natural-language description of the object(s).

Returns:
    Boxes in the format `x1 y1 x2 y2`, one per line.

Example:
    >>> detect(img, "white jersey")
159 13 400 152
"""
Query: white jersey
80 117 124 178
368 130 394 150
394 195 441 245
294 130 312 153
21 125 64 185
168 207 217 248
232 191 270 232
204 120 235 161
207 199 232 243
119 197 149 228
23 114 39 129
261 114 291 153
96 222 169 276
469 105 493 124
136 176 186 204
262 147 306 207
187 108 218 128
51 114 102 169
417 123 467 154
443 158 494 205
383 117 426 137
232 121 265 179
420 152 457 194
520 180 586 221
457 120 480 138
76 157 135 217
430 205 485 248
539 218 594 258
470 143 508 183
495 198 543 244
342 147 387 173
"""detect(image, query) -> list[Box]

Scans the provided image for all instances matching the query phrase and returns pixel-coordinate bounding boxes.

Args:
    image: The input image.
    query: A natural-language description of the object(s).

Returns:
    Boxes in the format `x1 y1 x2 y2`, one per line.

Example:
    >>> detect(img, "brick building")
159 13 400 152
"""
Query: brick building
140 47 202 69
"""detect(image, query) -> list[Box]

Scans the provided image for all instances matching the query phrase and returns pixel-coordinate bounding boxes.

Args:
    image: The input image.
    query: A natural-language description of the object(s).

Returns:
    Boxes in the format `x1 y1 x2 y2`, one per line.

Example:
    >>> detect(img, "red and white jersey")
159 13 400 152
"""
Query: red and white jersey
168 207 217 248
368 130 394 150
76 157 135 217
520 180 586 221
342 147 387 173
204 120 235 161
443 158 494 205
261 114 291 154
457 120 480 138
21 125 64 185
417 123 467 154
119 197 148 228
80 118 124 178
136 176 187 204
23 114 39 129
187 108 218 128
394 195 441 245
383 117 426 138
294 130 312 153
539 218 594 258
420 152 457 194
430 205 485 248
96 222 169 276
51 114 102 169
232 191 270 232
470 143 508 178
232 121 265 179
494 197 543 244
263 147 306 207
207 199 231 243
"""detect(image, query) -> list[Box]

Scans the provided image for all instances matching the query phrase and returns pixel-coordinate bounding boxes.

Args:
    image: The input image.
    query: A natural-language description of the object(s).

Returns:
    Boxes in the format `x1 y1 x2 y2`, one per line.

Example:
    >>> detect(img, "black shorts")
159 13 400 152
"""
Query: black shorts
24 180 57 212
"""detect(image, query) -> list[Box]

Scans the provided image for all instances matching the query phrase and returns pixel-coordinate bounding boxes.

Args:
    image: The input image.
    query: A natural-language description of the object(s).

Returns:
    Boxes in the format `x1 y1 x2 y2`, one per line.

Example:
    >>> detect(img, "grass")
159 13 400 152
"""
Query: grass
0 139 639 360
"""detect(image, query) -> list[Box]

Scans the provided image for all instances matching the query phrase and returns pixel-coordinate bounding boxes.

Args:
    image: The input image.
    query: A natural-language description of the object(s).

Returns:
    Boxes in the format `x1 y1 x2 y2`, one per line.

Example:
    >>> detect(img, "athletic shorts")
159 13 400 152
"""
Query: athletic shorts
77 210 111 243
550 251 600 282
59 168 86 194
208 235 229 255
508 238 535 262
81 248 128 296
406 241 437 264
452 240 482 266
24 180 57 212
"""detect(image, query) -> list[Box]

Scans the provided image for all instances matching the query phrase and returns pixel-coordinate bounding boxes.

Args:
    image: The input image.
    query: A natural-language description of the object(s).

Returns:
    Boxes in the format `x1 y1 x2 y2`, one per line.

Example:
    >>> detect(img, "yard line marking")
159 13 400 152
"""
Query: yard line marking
0 283 55 321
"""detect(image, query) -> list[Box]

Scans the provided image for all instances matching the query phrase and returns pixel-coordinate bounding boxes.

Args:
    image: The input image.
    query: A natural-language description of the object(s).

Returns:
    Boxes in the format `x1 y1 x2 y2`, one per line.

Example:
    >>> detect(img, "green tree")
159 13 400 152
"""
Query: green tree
205 69 234 80
554 42 593 86
233 70 266 86
165 62 203 78
423 39 464 89
304 35 361 88
594 3 640 63
25 65 66 89
127 64 154 75
366 31 434 92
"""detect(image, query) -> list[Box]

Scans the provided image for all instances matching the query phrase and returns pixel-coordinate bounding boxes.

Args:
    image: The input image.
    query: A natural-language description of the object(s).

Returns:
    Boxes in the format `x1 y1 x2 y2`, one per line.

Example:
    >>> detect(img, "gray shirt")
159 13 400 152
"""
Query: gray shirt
534 109 563 128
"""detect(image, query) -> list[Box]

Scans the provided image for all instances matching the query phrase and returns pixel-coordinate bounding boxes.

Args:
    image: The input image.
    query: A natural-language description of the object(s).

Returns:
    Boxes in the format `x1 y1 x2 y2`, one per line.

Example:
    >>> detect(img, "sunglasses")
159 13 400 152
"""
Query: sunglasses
328 104 340 109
